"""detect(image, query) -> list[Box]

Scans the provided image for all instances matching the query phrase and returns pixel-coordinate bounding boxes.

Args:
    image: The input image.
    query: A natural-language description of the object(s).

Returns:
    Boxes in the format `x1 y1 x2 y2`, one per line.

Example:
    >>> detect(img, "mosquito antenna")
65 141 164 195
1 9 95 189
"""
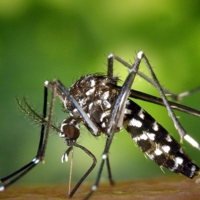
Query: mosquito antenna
16 97 60 133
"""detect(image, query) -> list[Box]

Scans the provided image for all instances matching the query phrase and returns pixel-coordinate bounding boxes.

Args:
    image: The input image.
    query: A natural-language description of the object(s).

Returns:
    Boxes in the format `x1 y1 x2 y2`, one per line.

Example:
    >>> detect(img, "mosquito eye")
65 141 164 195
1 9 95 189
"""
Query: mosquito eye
62 124 80 140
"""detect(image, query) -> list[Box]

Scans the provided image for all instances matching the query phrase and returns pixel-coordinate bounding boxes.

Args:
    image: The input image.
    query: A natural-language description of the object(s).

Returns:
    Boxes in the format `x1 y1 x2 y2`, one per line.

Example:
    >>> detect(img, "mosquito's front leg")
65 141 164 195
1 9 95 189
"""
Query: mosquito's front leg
0 85 53 191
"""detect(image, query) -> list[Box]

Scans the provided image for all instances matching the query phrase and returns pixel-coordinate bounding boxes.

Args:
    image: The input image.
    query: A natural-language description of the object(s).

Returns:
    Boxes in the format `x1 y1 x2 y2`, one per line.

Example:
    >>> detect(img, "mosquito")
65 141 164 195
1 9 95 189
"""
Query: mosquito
0 51 200 199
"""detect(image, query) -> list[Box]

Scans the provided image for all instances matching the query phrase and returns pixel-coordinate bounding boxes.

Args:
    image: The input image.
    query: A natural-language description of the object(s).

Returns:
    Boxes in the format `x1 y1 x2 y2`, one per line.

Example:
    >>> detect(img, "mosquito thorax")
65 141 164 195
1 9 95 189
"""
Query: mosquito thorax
63 74 119 133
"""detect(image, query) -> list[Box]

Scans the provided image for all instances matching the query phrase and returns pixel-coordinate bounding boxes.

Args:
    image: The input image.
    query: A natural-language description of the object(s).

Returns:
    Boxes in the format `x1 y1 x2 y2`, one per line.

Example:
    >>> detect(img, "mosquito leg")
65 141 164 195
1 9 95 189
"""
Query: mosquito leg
107 52 144 134
128 88 200 117
112 54 200 101
105 54 117 186
84 154 106 200
137 71 200 101
135 70 197 101
107 53 114 78
174 86 200 101
112 52 200 150
105 156 114 185
140 52 200 150
36 86 48 156
0 86 49 190
112 86 200 118
84 52 144 199
0 159 39 191
68 143 97 198
39 81 56 159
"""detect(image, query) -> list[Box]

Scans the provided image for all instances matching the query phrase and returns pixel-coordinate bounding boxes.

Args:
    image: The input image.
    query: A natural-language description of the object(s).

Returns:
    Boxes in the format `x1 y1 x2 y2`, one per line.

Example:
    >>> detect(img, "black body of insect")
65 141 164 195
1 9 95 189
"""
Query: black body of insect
0 51 200 199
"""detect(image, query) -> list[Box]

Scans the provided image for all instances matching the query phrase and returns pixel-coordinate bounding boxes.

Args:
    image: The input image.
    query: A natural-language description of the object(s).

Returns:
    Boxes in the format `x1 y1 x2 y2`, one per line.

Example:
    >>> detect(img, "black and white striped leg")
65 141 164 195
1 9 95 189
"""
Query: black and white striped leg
0 84 56 191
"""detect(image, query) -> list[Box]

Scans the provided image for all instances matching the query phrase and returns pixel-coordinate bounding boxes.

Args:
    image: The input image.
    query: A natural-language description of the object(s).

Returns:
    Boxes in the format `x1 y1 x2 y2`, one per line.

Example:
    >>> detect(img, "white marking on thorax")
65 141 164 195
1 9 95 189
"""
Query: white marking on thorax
124 108 132 115
89 102 93 110
103 100 111 108
90 79 95 87
86 87 95 96
102 91 109 100
100 112 110 122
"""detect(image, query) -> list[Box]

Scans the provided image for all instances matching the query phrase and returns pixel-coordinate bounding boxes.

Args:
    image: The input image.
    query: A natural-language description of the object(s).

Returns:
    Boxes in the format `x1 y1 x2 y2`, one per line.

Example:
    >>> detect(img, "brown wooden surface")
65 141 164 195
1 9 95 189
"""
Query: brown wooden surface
0 177 200 200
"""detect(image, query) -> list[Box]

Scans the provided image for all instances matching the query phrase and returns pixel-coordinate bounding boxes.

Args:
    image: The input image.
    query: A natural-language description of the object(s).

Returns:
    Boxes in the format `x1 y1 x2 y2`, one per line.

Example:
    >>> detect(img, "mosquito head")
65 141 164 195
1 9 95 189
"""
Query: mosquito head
60 117 80 146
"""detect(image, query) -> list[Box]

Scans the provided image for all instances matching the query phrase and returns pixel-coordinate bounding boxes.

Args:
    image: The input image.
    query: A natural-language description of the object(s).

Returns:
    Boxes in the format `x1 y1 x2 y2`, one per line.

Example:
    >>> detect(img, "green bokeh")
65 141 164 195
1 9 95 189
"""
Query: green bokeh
0 0 200 187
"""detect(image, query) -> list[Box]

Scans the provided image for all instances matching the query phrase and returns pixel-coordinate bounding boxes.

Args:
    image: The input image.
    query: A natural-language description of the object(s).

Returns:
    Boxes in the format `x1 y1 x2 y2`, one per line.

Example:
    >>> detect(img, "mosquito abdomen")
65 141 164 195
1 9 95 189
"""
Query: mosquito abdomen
123 99 200 178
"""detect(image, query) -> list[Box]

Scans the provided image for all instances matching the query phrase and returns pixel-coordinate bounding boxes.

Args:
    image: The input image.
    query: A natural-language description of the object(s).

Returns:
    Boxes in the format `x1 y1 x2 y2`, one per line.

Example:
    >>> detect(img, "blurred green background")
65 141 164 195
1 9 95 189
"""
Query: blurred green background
1 0 200 188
